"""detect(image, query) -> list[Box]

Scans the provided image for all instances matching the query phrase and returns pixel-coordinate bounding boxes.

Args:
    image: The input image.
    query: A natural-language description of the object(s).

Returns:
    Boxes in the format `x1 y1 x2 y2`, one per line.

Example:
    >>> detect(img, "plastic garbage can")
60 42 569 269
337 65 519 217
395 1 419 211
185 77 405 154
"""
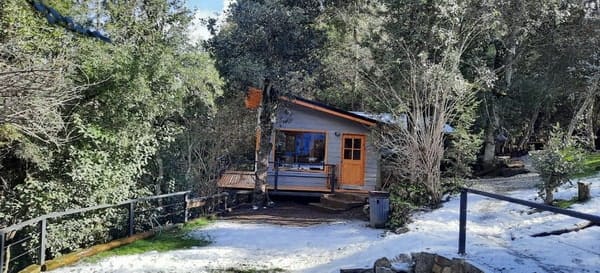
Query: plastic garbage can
369 191 390 228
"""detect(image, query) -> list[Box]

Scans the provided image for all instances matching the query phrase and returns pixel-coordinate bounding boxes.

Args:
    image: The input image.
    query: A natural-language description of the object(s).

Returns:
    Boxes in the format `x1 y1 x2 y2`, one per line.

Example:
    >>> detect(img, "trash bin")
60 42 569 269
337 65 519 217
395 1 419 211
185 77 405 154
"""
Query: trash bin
369 191 390 228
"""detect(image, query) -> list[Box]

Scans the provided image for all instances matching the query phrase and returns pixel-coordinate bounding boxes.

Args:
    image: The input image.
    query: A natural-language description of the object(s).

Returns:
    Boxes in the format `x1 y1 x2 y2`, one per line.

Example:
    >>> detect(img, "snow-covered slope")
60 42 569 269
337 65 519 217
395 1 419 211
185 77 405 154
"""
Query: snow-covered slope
54 177 600 273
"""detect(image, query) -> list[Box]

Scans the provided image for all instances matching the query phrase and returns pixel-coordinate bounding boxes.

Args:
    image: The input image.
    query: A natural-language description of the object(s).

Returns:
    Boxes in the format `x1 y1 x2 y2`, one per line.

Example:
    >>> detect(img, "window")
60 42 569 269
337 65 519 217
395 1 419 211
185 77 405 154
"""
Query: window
275 130 326 171
343 137 362 160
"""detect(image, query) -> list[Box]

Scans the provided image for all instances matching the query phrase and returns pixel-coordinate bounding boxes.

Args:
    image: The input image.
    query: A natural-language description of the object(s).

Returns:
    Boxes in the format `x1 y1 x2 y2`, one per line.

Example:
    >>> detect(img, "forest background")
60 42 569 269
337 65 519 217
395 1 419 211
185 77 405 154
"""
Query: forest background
1 0 599 255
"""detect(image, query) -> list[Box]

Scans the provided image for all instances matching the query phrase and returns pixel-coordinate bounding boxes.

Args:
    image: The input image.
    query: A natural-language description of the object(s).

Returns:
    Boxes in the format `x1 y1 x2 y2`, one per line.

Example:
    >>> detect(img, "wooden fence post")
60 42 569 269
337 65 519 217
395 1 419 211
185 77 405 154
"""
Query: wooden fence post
458 189 468 255
578 182 591 201
0 231 5 273
128 202 135 236
38 219 47 266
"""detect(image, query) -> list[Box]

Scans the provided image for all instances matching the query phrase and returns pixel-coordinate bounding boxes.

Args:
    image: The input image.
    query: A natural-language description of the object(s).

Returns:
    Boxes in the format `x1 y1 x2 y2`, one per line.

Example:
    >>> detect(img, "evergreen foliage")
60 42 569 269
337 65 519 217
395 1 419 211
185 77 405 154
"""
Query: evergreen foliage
530 125 585 204
0 0 224 261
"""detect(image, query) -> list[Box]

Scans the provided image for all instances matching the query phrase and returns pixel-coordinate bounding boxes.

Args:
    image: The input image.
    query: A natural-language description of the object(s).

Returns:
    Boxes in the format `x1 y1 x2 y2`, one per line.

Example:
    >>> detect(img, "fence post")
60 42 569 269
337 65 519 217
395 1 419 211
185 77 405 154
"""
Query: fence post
0 231 5 273
183 192 190 223
38 219 47 265
458 189 468 255
223 193 228 211
128 202 135 236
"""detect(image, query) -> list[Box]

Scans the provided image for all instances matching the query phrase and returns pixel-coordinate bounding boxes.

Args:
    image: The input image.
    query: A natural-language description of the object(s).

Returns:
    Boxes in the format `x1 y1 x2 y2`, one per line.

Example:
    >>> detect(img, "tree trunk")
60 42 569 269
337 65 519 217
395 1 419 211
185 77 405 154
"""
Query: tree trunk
155 157 163 195
254 81 276 208
586 102 596 149
568 75 598 137
482 120 496 167
517 105 541 151
544 182 554 205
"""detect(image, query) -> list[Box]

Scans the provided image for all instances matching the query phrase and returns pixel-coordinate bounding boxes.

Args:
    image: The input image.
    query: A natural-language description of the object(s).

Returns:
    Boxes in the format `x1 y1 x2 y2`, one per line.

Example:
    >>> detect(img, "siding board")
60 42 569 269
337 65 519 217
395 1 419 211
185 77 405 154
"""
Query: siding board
273 104 379 191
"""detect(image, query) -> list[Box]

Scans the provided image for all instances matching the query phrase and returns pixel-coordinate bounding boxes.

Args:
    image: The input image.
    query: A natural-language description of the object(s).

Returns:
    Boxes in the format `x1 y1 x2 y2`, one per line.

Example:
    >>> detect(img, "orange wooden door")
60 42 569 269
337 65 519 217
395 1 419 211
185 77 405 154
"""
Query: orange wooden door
340 134 366 186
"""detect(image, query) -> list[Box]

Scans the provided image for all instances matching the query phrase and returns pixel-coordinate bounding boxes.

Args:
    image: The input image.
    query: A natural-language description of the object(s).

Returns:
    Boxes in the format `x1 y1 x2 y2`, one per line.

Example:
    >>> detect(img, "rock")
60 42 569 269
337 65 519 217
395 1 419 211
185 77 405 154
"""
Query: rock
343 253 484 273
373 257 392 269
340 268 373 273
393 253 412 264
394 226 410 234
390 262 412 273
411 252 435 273
375 266 395 273
463 262 485 273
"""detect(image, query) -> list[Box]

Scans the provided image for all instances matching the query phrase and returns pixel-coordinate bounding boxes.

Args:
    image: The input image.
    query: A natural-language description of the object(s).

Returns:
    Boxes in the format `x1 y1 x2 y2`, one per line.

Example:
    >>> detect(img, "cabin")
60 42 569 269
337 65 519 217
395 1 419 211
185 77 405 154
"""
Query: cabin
218 96 381 195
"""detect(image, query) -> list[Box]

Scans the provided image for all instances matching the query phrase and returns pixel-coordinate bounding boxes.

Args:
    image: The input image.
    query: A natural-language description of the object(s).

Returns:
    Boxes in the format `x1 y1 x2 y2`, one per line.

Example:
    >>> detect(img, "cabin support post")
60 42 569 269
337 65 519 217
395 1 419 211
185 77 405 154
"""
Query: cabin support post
128 202 135 236
330 165 336 193
274 161 279 191
38 219 47 266
458 189 468 255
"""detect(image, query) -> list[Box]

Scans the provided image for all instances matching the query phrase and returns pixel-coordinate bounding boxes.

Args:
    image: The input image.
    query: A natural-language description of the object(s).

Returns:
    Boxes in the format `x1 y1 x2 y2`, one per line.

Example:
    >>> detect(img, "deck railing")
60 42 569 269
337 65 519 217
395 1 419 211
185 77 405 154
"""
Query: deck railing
272 161 338 193
458 188 600 254
0 191 228 273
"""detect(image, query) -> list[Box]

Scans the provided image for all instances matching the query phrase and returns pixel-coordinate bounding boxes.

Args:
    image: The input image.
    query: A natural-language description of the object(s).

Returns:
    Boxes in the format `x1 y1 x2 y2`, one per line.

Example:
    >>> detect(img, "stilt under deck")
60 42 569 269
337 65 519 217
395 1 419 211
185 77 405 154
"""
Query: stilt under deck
217 170 368 196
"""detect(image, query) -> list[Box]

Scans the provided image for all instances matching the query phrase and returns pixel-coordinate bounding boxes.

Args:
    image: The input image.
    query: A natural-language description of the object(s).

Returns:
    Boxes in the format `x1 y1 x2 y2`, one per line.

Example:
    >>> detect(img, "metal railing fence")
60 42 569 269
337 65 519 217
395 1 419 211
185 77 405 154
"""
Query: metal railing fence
0 191 228 273
458 188 600 254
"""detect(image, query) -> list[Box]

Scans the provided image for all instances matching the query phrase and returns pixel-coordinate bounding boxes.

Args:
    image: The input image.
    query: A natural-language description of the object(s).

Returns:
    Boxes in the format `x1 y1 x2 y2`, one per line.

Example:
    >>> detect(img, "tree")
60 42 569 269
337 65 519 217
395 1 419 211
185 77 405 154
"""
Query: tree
207 0 325 207
369 0 487 206
1 0 222 257
313 0 382 111
478 0 581 164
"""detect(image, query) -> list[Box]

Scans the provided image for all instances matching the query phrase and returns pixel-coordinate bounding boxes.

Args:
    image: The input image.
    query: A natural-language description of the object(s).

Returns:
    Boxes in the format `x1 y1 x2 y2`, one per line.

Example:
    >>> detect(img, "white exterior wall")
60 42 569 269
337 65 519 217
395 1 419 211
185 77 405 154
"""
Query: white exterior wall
267 103 379 191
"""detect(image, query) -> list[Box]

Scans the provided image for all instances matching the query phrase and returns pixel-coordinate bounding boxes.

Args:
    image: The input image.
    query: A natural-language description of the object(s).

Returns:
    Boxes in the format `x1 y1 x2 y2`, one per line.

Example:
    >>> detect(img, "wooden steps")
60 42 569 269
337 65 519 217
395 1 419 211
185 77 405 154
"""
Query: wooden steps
309 192 368 213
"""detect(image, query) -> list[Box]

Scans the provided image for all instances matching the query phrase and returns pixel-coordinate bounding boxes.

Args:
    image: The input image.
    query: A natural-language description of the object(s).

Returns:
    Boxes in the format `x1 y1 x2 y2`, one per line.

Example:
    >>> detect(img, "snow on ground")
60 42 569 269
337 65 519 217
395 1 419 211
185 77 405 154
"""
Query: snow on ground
54 177 600 273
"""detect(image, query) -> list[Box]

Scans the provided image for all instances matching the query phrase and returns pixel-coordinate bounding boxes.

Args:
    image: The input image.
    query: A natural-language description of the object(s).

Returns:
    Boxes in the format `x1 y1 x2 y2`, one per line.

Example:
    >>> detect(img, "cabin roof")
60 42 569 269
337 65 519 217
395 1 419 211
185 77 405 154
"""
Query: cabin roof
283 96 378 126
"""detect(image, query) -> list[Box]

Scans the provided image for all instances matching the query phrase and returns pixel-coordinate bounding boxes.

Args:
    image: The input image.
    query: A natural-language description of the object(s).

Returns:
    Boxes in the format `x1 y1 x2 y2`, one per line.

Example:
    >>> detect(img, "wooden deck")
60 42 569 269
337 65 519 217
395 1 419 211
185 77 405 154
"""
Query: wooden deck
217 170 368 194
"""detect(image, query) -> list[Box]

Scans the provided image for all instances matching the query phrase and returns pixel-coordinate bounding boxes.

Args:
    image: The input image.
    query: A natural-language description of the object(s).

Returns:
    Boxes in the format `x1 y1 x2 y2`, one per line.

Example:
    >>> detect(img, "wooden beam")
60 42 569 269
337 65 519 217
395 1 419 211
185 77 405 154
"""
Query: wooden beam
281 97 376 126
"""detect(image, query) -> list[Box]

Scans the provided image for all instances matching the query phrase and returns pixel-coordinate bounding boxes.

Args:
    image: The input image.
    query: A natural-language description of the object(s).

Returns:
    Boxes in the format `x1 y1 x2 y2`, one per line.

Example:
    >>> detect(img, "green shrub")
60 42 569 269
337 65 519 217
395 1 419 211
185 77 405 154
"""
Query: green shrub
530 125 584 204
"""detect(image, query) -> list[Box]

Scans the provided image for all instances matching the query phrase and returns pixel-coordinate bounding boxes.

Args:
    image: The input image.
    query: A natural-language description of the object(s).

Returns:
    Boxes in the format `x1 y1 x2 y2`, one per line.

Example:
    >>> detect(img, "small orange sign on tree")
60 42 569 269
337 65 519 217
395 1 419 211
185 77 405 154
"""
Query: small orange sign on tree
245 87 263 109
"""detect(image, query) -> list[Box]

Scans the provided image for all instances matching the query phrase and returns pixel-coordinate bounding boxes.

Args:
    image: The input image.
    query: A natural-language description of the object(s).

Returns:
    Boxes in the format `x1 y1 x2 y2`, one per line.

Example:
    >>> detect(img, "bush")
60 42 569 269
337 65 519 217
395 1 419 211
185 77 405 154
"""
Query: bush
530 125 584 204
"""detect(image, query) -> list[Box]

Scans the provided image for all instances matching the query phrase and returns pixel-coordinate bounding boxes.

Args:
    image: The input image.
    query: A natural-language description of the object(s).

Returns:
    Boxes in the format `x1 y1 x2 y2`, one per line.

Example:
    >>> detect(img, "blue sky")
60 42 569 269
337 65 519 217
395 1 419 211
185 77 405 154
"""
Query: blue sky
186 0 223 12
187 0 233 42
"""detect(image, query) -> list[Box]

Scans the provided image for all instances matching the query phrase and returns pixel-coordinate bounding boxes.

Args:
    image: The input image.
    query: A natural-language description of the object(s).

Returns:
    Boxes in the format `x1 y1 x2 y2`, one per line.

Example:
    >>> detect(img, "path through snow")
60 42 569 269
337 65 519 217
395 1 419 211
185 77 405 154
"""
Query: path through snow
54 177 600 273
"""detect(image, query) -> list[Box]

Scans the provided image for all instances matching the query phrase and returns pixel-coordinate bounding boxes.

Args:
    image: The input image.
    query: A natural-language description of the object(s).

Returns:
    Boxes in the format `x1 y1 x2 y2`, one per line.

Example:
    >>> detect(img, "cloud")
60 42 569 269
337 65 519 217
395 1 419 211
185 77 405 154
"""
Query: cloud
187 0 235 44
188 10 218 44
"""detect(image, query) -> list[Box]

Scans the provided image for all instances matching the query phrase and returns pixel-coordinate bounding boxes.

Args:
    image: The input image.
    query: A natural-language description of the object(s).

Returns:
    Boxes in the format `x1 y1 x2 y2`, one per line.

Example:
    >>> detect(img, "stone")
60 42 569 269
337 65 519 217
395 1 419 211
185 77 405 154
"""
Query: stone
373 257 392 269
394 226 410 234
432 264 443 273
450 258 466 273
441 267 452 273
464 263 485 273
412 252 435 273
392 253 412 264
390 262 412 273
434 255 452 267
375 266 395 273
340 268 373 273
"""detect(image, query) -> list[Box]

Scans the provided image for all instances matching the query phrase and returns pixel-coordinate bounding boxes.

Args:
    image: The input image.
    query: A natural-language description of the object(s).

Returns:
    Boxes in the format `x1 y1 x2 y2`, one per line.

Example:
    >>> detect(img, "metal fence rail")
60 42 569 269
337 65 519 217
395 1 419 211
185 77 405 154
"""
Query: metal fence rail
0 191 228 273
458 187 600 254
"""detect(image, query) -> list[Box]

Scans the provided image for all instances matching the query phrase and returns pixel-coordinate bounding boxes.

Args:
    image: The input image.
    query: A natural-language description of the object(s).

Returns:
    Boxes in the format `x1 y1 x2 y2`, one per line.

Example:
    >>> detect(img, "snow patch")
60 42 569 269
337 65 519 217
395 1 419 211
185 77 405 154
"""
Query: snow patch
54 179 600 273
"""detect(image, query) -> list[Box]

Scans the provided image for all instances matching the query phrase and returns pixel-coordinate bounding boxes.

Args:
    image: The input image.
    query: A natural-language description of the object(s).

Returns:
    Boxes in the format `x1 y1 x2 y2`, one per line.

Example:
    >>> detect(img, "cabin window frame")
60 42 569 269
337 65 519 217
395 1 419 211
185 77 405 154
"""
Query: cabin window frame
273 129 328 172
